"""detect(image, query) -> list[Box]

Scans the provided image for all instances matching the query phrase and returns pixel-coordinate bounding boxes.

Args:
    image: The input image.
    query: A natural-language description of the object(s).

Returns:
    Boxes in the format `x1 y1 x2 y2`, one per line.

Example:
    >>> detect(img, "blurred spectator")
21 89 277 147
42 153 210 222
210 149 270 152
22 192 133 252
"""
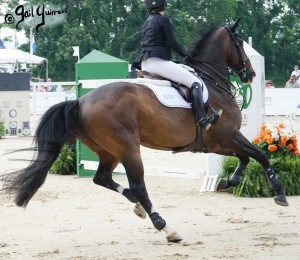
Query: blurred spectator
265 80 275 88
56 85 64 92
47 78 56 92
291 65 300 86
38 78 46 92
285 75 298 88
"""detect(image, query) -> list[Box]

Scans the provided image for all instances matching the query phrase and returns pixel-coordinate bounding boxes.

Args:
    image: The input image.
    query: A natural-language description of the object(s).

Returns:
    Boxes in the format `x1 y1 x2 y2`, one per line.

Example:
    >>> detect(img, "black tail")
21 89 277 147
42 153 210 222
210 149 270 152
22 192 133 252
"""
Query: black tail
1 100 80 207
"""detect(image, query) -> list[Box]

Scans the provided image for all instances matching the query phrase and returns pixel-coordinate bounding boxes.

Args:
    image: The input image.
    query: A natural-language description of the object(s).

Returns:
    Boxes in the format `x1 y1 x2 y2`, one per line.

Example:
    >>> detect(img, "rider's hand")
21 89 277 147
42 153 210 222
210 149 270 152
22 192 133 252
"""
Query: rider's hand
184 50 193 60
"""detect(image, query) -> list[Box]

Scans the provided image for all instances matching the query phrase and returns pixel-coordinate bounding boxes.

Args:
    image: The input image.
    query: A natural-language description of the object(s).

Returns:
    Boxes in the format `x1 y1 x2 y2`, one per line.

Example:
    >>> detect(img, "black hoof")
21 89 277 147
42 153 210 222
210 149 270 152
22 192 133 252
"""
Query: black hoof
274 195 289 207
166 231 183 243
229 175 242 187
214 178 228 192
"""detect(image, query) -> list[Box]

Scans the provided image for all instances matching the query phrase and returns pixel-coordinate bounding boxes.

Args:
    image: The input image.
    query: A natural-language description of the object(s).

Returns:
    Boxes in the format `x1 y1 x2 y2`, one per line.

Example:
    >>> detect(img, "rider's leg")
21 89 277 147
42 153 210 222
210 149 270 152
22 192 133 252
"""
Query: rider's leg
142 58 222 129
190 82 222 129
142 57 197 86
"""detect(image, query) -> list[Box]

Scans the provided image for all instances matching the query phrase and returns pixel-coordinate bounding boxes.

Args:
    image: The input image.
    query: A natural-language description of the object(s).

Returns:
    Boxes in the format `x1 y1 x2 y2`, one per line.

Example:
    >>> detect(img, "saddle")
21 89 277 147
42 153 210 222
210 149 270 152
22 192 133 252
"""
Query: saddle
137 70 191 102
137 68 208 154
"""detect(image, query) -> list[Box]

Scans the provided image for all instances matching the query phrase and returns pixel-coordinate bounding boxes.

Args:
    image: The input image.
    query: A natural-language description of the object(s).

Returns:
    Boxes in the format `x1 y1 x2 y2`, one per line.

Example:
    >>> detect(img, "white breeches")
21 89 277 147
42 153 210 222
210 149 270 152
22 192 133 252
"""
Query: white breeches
141 57 202 88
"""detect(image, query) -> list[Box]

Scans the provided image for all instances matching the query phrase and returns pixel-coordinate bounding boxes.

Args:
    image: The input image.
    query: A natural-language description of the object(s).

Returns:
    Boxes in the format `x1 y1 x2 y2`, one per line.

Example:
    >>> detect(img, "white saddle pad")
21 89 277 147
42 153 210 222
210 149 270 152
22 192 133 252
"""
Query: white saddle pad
134 78 208 109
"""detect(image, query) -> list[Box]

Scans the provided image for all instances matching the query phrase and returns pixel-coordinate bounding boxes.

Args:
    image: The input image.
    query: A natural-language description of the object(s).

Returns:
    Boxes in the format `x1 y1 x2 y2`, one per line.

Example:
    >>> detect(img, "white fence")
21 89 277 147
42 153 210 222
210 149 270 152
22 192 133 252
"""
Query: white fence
265 88 300 116
30 88 299 116
29 86 300 135
30 81 76 93
30 91 76 134
30 91 76 114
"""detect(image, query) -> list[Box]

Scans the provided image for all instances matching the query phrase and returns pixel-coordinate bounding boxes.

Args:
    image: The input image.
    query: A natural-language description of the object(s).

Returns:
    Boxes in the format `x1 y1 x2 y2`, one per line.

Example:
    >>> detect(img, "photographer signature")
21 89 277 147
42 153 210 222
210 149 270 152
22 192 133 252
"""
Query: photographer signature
5 5 67 31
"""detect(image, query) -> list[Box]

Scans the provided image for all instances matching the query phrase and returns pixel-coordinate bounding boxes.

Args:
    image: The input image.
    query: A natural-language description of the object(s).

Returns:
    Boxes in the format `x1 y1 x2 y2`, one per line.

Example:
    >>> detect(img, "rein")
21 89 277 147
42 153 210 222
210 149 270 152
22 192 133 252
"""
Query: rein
187 57 241 100
185 25 248 109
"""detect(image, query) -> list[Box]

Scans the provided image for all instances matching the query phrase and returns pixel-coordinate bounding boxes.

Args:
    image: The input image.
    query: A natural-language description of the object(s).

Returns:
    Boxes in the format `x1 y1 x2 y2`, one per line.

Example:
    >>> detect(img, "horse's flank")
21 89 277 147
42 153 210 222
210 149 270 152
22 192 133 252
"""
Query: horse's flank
78 82 196 151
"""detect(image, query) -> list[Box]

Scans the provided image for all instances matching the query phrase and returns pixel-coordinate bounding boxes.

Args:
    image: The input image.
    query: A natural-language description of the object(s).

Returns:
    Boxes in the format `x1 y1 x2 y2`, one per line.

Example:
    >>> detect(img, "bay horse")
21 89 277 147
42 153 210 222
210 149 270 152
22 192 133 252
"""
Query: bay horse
1 19 288 242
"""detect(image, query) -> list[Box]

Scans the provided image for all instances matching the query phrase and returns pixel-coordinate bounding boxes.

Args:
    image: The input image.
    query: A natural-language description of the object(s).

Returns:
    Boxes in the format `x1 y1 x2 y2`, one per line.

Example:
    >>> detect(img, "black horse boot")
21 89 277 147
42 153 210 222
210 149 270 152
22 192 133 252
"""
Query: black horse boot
190 82 222 130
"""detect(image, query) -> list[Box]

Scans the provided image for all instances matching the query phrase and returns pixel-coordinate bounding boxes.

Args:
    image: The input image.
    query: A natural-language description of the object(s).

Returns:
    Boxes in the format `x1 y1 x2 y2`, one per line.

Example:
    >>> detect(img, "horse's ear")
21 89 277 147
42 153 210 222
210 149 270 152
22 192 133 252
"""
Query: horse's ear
230 18 241 32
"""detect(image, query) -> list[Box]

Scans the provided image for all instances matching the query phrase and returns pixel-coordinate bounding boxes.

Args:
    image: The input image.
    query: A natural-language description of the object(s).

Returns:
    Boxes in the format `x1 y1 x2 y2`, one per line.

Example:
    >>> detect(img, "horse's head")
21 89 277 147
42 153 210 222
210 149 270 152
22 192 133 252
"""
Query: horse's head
225 18 256 83
188 19 256 85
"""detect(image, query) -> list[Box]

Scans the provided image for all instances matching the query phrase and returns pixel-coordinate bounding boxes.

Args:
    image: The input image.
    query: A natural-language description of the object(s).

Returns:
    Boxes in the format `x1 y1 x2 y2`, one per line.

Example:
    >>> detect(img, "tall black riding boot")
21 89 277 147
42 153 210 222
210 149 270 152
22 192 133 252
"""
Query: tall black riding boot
190 82 222 130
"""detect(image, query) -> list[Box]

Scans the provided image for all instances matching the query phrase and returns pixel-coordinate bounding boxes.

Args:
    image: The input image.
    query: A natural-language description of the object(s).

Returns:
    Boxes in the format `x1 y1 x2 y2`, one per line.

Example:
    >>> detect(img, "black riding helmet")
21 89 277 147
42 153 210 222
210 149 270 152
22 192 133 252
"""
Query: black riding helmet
144 0 167 11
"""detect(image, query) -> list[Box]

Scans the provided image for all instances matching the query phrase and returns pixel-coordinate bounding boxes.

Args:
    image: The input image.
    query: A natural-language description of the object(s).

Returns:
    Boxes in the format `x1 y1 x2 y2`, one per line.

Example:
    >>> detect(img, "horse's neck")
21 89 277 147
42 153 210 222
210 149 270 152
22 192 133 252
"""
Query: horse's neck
191 55 229 81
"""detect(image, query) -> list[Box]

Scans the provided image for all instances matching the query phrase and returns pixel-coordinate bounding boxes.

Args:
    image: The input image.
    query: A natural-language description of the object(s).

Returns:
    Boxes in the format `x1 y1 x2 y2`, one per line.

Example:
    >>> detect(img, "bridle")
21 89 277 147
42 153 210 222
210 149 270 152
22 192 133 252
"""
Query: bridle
224 26 250 82
185 25 251 99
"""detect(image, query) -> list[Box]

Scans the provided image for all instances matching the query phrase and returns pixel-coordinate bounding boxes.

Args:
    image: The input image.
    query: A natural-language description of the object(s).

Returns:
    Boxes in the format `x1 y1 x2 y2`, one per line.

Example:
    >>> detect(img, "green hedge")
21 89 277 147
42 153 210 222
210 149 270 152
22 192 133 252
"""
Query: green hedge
0 121 5 139
218 156 300 197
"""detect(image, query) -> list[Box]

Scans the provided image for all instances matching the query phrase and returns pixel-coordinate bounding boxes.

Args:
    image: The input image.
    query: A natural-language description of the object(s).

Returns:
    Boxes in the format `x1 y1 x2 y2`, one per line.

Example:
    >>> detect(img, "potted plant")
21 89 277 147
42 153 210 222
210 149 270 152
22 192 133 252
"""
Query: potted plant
50 143 76 175
218 120 300 197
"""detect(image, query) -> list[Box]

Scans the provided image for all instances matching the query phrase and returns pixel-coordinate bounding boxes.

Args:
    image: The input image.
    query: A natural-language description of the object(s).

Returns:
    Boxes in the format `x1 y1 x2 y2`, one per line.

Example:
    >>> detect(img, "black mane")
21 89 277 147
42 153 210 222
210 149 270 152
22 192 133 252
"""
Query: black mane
189 23 222 56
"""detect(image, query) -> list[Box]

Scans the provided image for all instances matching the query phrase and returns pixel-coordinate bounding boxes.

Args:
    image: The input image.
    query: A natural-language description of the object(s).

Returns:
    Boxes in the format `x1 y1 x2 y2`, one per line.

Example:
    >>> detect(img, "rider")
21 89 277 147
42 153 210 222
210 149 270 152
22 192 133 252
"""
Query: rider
133 0 222 130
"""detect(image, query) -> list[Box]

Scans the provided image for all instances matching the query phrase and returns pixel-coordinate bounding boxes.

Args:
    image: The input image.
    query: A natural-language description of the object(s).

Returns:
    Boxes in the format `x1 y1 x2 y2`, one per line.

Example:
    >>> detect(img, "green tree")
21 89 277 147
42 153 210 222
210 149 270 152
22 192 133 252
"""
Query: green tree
18 0 147 80
0 0 19 29
106 1 147 62
3 0 299 86
0 121 5 138
235 0 300 87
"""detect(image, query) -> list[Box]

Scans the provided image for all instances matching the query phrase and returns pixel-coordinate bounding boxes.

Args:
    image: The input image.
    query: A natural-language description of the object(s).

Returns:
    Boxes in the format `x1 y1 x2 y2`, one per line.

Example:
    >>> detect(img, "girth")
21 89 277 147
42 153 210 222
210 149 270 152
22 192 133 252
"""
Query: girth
172 125 208 154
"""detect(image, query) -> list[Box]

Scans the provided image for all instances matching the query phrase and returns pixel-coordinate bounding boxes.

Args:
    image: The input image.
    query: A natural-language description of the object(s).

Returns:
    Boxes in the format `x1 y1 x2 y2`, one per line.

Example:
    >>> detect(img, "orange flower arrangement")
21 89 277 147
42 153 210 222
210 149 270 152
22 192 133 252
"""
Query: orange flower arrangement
253 122 299 157
266 136 274 144
267 145 277 152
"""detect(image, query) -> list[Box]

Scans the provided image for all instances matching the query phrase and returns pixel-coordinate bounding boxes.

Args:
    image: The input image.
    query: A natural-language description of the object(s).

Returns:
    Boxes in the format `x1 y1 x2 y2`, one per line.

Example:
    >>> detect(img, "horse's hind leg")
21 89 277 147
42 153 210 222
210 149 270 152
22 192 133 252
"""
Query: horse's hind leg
121 149 182 242
92 151 147 218
93 152 137 201
215 154 250 191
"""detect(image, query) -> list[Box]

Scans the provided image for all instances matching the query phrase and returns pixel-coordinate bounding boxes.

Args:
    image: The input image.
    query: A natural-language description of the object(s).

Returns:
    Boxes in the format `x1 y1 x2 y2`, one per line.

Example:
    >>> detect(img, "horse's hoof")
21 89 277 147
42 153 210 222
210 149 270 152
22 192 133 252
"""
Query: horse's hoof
214 178 228 192
274 195 289 207
166 231 183 243
133 203 147 219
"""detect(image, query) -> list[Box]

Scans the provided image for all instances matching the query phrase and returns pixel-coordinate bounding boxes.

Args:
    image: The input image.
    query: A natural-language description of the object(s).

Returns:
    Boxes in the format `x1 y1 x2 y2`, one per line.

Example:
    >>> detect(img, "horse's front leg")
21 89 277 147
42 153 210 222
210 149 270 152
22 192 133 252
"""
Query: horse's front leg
218 131 288 206
93 152 143 210
237 135 288 206
122 150 182 243
215 154 250 191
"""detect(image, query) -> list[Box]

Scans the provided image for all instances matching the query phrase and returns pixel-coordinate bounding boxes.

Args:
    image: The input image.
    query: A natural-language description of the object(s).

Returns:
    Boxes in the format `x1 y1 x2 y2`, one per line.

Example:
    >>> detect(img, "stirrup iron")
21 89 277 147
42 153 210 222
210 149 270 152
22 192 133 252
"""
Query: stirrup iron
206 106 223 125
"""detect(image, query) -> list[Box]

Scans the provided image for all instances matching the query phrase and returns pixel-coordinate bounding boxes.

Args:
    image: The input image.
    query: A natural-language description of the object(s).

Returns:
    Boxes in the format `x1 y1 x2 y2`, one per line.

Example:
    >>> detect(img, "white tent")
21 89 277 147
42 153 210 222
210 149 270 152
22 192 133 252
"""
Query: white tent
0 49 46 65
0 49 48 78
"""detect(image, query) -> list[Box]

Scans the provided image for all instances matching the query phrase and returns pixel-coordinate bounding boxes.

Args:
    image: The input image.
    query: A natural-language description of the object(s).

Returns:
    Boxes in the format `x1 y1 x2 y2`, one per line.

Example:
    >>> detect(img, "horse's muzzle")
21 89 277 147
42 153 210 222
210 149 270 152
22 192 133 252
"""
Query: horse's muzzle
240 69 256 84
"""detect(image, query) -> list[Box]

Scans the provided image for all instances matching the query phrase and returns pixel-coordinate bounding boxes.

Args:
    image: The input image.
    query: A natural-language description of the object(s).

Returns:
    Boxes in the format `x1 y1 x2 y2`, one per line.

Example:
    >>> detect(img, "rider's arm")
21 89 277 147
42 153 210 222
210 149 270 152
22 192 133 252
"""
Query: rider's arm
160 16 187 57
